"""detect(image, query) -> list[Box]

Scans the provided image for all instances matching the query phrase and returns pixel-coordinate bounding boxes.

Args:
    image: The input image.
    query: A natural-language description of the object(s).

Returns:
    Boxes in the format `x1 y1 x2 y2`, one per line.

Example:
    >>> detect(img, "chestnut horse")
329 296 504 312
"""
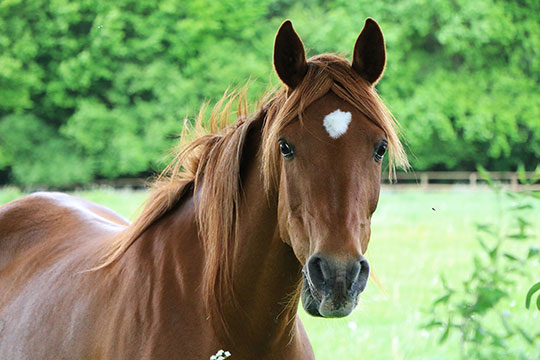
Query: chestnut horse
0 19 407 359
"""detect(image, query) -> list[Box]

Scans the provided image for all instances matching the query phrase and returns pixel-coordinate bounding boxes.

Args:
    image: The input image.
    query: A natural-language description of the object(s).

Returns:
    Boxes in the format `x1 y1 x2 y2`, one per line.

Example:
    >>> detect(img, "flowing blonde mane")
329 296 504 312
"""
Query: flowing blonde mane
93 54 409 322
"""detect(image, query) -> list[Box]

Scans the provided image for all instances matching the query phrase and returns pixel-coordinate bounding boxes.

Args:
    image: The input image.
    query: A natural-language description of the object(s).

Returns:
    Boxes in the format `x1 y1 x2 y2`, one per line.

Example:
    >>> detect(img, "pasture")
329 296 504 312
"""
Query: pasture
1 187 538 359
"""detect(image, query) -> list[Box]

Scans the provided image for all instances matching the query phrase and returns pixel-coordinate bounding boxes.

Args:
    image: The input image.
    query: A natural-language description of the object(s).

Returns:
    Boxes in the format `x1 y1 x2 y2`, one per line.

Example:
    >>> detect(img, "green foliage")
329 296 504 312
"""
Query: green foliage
1 0 539 185
0 0 277 185
526 281 540 311
382 0 540 171
0 114 93 185
522 167 540 312
423 167 540 359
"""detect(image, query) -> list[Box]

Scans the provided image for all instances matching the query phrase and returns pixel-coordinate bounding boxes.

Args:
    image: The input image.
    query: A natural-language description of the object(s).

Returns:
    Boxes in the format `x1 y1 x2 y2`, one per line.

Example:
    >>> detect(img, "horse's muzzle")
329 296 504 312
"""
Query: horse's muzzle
301 253 370 317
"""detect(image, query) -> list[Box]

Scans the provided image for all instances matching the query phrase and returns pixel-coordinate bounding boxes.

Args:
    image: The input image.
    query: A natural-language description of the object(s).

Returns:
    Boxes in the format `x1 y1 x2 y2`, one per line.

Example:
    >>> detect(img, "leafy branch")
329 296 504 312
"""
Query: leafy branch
422 165 540 359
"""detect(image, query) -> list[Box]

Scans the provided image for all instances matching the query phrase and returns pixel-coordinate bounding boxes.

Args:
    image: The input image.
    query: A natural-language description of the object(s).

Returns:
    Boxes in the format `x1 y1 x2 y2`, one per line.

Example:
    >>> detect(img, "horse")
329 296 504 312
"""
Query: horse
0 19 407 359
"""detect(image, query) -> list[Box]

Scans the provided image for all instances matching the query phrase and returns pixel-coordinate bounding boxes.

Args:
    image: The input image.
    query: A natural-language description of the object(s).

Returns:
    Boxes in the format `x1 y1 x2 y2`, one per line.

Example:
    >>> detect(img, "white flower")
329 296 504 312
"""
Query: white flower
210 349 231 359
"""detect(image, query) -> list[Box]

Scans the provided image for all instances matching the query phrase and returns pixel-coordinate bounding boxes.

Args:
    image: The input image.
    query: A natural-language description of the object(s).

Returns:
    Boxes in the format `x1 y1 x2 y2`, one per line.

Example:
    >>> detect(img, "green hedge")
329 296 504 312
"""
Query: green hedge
1 0 539 185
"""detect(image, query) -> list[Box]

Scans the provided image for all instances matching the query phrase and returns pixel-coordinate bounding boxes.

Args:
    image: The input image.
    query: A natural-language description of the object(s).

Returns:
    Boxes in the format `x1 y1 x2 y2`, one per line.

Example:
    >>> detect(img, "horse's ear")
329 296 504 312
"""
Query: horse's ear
352 18 386 86
273 20 308 89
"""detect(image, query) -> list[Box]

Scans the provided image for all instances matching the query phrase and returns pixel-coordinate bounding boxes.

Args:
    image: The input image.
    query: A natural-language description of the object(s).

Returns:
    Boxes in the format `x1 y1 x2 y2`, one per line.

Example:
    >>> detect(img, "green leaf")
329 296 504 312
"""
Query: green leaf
422 320 443 329
525 282 540 310
433 293 452 306
440 274 453 292
511 204 533 211
473 255 484 269
516 327 534 345
439 321 451 344
527 247 539 259
472 323 486 343
476 223 495 235
505 191 519 199
488 246 499 260
472 287 508 314
531 165 540 184
477 165 494 186
516 217 530 228
503 253 520 262
507 234 528 240
477 238 490 254
517 164 528 185
488 330 506 348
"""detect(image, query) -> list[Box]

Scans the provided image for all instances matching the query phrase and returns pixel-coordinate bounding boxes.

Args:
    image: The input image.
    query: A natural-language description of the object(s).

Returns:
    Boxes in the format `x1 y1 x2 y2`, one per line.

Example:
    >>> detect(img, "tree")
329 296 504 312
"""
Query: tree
1 0 539 185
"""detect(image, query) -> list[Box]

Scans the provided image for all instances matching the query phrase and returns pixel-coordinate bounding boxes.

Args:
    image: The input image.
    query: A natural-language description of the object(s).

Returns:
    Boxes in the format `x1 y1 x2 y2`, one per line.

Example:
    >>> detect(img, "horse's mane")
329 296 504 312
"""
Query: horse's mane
93 54 408 324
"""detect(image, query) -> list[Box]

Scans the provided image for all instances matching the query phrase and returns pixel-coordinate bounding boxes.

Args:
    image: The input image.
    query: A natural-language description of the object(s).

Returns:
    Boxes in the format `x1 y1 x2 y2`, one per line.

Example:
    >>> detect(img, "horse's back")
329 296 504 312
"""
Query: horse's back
0 192 129 272
0 193 133 359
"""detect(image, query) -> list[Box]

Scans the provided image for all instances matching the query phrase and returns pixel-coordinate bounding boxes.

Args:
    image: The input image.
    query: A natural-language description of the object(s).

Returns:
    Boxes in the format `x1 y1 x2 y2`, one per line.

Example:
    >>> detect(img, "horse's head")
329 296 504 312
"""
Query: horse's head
266 19 402 318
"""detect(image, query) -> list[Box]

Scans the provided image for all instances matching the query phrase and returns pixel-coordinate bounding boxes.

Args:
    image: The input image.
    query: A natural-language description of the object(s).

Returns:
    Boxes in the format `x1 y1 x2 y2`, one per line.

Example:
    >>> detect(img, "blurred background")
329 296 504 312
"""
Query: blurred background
1 0 539 359
1 0 539 186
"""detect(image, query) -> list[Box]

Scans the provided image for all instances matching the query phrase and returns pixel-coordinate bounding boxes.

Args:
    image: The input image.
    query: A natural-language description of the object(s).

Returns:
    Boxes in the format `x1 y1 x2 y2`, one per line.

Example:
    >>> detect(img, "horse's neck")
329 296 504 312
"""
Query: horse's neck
96 194 217 358
114 120 305 355
216 123 304 350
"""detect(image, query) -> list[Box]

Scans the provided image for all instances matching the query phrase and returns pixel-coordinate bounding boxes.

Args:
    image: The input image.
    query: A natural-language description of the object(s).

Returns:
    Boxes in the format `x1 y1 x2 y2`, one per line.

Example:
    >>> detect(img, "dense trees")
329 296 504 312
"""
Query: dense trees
0 0 538 185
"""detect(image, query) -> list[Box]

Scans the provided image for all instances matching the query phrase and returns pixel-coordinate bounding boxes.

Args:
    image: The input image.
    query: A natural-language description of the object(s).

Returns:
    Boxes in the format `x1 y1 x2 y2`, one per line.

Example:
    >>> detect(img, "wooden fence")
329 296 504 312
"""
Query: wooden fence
84 171 540 191
381 171 540 191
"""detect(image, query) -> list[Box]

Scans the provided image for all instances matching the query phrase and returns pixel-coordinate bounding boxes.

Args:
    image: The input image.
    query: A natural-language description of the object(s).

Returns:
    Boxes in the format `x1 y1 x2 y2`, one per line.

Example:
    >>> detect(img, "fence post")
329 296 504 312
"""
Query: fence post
421 173 429 190
511 174 518 192
469 172 477 188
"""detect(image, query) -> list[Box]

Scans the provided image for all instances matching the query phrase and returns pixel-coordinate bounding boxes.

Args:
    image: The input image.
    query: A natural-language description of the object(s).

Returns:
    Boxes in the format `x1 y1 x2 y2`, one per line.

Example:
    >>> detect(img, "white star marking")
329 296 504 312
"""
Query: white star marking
323 109 352 139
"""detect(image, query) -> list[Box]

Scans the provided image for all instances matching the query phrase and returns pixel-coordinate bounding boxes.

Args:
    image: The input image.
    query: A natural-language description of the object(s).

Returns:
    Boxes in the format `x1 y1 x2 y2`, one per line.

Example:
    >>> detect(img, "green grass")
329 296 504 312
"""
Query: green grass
1 187 539 359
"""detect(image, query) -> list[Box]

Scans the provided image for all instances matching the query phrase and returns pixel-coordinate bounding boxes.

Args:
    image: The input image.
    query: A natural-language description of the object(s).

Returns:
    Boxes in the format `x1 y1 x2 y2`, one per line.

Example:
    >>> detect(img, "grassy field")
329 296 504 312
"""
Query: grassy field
1 187 539 359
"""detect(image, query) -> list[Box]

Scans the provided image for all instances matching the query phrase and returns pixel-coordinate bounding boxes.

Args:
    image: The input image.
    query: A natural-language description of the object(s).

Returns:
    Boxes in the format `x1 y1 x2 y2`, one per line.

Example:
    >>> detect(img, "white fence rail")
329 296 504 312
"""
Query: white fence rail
382 171 540 191
12 171 538 191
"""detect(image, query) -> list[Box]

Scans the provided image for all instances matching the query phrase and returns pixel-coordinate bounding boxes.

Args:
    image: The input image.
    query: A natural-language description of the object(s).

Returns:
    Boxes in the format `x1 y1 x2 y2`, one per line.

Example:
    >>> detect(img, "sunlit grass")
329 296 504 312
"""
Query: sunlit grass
1 187 538 359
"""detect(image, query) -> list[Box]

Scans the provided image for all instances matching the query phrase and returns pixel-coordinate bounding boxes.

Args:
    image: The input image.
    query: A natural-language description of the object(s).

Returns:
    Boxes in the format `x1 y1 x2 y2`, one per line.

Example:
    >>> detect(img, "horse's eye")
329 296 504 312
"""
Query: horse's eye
374 140 387 162
278 139 295 159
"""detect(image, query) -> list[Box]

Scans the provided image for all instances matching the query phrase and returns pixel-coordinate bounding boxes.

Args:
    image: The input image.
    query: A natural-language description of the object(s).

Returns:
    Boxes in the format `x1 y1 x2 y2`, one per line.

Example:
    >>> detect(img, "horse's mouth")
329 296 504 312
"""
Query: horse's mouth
301 267 358 318
301 270 323 317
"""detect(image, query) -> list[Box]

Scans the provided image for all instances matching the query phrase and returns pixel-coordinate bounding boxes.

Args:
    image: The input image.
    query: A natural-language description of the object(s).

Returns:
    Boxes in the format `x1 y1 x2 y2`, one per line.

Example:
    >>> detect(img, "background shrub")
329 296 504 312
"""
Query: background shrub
1 0 539 185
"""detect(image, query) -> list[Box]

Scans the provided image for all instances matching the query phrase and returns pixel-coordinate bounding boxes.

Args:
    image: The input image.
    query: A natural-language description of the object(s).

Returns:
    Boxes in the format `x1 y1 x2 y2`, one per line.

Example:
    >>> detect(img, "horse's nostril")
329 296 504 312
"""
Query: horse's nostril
307 254 330 290
348 261 361 291
354 257 370 293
